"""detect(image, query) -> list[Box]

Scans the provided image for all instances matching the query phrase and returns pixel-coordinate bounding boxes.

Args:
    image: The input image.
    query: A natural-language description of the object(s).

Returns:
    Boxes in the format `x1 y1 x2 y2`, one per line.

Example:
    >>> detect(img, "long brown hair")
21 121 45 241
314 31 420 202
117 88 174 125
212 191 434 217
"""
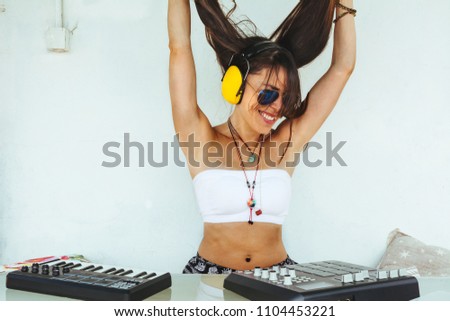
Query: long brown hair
194 0 334 119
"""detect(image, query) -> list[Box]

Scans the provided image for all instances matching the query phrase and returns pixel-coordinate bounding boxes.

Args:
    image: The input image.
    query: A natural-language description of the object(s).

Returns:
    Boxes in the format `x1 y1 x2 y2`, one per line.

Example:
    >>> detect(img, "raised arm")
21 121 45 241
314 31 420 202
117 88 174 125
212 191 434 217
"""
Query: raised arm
287 0 357 149
168 0 212 139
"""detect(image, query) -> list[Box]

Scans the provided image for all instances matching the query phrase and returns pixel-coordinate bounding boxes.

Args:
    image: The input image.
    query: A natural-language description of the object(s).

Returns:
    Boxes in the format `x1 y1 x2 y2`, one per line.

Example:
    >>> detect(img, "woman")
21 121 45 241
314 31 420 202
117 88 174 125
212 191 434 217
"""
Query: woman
168 0 356 273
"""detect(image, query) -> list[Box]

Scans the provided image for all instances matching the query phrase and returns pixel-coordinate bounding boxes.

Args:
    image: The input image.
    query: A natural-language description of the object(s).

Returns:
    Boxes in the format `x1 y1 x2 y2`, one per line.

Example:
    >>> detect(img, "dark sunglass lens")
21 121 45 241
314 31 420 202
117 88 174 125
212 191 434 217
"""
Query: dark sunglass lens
258 90 279 105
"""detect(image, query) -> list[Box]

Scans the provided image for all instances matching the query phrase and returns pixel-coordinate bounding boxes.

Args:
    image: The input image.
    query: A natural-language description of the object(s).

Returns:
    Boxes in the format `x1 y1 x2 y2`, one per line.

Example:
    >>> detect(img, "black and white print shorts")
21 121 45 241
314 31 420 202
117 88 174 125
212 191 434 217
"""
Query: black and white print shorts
182 253 297 274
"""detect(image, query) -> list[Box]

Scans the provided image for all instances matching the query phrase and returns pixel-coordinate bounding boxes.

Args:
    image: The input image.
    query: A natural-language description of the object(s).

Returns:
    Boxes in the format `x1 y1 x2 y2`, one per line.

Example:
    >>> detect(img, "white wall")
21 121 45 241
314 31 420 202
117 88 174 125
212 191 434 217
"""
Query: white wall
1 0 449 273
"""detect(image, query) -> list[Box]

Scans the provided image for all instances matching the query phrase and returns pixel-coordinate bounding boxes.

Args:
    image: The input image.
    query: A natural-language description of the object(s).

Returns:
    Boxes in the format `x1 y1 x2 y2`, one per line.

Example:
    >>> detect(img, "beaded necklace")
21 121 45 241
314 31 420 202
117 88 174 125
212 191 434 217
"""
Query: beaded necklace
227 118 263 225
228 120 261 163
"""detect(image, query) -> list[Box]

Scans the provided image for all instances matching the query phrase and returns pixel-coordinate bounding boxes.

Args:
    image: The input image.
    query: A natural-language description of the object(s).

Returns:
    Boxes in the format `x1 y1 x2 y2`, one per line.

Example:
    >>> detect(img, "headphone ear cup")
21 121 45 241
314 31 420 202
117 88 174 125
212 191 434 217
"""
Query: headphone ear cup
221 65 244 105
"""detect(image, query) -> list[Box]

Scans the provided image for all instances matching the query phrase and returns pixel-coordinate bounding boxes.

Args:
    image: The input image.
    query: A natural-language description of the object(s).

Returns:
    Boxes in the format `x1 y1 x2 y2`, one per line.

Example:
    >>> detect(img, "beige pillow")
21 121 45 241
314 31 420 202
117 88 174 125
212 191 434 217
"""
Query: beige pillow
378 229 450 277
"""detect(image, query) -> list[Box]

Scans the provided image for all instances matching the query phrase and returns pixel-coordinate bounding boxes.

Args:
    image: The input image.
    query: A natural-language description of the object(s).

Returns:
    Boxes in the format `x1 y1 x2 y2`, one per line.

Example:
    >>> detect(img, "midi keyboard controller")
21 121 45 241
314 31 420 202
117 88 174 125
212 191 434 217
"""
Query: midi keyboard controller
6 259 171 301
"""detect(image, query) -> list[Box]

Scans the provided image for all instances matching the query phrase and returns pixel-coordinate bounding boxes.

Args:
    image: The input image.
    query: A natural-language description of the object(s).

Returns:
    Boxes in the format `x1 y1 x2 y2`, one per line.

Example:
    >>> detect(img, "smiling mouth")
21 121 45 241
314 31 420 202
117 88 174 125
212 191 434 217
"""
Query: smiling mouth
258 110 278 124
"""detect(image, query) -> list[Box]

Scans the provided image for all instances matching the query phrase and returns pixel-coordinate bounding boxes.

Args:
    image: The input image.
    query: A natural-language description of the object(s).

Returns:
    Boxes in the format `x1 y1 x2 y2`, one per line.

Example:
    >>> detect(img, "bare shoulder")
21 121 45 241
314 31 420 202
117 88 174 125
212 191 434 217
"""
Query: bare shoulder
271 118 308 152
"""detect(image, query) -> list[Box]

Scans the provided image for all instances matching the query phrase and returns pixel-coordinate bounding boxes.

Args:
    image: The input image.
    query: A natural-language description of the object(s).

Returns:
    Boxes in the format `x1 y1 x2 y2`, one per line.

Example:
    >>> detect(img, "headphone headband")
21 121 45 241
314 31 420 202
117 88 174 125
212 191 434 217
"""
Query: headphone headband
240 40 284 60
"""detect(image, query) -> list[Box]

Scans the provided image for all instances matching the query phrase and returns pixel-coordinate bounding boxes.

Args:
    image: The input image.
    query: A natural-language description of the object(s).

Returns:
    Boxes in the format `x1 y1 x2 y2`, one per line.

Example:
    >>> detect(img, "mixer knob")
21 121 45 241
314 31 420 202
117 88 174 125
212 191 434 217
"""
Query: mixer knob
63 267 71 274
280 267 287 275
288 268 296 278
253 267 262 277
261 269 269 279
341 274 353 283
272 265 280 274
52 266 60 277
42 269 49 275
377 270 388 280
269 270 278 281
31 264 39 274
283 275 293 286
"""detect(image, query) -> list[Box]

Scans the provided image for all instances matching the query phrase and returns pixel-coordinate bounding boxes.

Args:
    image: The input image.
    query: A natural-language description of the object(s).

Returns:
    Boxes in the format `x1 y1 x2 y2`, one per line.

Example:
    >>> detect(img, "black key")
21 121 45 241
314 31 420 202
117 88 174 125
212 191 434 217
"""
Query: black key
81 265 95 271
133 272 147 278
91 266 103 272
102 268 116 274
118 270 134 276
61 263 75 268
142 273 156 279
111 269 125 275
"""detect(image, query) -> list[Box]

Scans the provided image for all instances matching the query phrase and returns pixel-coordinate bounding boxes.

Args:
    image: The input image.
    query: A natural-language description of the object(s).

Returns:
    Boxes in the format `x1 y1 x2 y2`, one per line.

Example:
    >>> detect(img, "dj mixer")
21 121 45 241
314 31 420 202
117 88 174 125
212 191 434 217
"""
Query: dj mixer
224 260 420 301
6 258 171 301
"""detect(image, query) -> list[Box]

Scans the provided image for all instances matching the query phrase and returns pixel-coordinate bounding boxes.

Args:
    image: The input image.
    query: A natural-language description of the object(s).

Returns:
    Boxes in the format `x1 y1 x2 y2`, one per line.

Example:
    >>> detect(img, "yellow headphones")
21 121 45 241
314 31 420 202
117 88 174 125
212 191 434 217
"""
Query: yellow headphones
221 41 283 105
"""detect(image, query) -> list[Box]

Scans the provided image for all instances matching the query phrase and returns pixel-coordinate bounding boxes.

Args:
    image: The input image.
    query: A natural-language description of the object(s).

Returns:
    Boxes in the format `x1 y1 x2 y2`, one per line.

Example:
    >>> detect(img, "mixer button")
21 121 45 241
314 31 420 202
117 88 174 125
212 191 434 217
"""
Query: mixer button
398 268 408 277
389 269 399 278
341 274 353 283
360 270 370 279
377 270 388 280
354 272 364 282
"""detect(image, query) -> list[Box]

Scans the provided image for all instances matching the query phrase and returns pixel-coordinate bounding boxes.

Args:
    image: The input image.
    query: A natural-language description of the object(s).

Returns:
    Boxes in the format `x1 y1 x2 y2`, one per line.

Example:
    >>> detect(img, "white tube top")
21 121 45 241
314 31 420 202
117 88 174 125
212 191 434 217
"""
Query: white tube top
192 169 292 224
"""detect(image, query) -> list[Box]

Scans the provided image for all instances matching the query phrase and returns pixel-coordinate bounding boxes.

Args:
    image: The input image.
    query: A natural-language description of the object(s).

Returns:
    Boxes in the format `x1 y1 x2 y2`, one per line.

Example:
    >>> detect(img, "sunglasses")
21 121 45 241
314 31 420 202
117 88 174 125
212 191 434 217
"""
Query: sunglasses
257 89 280 105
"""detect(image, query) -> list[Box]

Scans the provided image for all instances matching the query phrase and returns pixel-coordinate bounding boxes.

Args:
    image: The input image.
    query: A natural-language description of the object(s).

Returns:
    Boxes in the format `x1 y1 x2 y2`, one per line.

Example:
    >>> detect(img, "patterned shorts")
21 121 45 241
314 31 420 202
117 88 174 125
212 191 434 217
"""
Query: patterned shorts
182 253 298 274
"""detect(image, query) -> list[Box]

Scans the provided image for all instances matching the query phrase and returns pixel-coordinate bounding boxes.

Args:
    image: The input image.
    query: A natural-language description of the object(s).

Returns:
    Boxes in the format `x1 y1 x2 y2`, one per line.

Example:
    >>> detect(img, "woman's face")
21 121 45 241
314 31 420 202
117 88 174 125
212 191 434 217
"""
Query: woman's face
236 66 287 134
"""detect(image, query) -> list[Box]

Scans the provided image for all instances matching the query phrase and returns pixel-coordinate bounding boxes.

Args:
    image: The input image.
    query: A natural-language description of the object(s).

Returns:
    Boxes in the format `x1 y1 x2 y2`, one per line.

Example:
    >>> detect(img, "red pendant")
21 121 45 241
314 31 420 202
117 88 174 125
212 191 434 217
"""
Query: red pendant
256 209 262 216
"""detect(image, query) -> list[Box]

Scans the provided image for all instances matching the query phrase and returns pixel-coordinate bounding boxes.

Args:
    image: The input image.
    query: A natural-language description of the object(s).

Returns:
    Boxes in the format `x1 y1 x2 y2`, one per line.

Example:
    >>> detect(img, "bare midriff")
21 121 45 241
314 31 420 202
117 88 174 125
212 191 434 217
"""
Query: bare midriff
198 222 288 271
